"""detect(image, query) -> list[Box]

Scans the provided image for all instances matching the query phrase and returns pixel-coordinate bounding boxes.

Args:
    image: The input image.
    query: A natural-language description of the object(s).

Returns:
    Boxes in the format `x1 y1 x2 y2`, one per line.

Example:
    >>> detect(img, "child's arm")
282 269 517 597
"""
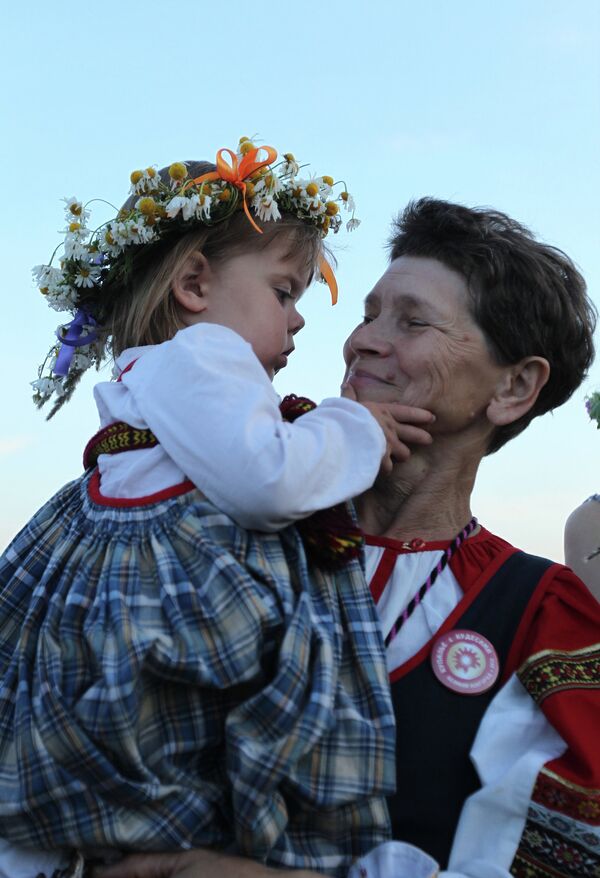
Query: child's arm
119 323 433 531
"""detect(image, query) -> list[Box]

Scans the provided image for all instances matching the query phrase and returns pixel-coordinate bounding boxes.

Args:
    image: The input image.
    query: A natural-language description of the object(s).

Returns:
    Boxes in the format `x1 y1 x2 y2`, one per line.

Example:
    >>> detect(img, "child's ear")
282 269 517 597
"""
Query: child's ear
171 251 211 318
487 356 550 426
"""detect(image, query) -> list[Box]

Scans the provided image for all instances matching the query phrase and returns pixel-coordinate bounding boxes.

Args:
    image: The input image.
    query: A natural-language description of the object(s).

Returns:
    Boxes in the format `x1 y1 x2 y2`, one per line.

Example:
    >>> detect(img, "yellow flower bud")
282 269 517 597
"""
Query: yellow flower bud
168 162 188 182
306 182 319 197
341 191 349 202
218 188 232 202
69 222 81 233
105 230 115 245
322 216 330 232
284 153 295 162
69 203 82 216
325 201 339 216
240 140 255 156
200 183 212 195
138 197 157 216
322 176 334 186
146 167 157 178
130 170 143 184
39 286 49 295
293 187 303 199
245 182 256 198
239 136 250 144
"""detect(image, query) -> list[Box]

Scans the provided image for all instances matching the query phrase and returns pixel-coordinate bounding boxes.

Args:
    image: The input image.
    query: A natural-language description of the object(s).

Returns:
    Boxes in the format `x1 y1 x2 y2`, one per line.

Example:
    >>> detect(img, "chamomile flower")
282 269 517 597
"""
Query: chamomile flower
346 218 361 232
167 195 199 222
74 267 98 288
281 153 300 177
195 194 212 221
62 197 91 224
129 167 159 196
252 195 281 223
340 191 356 212
63 238 90 261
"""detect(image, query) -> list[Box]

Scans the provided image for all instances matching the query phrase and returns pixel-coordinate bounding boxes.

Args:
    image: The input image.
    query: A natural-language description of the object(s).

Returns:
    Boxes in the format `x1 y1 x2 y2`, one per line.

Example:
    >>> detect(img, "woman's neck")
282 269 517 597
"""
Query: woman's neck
355 438 483 542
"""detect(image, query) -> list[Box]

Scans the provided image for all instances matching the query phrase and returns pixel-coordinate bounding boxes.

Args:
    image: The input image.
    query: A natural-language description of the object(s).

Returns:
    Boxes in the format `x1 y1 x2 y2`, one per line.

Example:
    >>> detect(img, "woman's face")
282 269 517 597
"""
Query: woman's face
343 256 506 435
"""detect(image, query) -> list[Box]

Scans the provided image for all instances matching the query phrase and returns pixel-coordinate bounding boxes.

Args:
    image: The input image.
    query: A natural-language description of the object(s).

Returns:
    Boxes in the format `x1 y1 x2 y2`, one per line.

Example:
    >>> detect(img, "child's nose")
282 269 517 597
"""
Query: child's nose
289 308 305 335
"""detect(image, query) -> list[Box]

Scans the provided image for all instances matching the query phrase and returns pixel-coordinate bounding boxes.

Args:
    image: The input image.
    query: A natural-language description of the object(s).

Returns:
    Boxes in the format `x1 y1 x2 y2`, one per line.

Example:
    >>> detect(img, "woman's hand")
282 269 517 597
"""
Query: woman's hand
342 383 435 472
91 850 320 878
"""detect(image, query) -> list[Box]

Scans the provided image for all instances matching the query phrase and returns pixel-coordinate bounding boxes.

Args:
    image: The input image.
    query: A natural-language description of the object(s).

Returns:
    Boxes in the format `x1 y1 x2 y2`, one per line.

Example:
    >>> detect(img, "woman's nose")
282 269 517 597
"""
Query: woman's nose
347 320 392 356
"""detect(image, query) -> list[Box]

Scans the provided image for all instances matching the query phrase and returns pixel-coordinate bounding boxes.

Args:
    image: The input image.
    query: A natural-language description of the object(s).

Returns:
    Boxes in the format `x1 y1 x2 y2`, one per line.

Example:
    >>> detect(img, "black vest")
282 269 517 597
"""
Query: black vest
387 550 553 867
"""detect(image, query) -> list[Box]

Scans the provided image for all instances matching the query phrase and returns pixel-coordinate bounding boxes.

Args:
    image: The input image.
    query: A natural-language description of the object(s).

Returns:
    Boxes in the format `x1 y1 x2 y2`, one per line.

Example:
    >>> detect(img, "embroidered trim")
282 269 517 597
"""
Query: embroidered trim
83 421 159 470
518 643 600 704
533 769 600 825
510 808 600 877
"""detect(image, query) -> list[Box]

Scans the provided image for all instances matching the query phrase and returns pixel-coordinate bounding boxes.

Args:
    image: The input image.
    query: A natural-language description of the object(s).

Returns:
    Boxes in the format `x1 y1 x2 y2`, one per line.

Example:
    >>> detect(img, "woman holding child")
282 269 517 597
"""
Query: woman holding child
0 140 598 878
99 200 600 878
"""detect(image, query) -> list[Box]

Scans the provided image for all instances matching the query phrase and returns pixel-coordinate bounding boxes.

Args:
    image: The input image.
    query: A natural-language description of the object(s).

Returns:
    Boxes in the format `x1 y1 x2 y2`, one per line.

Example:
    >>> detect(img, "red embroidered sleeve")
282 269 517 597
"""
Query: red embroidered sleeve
510 568 600 877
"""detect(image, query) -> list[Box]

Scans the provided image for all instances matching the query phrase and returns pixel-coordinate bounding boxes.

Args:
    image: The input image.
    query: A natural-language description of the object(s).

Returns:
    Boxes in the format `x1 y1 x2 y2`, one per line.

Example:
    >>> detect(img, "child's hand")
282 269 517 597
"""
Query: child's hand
341 384 434 472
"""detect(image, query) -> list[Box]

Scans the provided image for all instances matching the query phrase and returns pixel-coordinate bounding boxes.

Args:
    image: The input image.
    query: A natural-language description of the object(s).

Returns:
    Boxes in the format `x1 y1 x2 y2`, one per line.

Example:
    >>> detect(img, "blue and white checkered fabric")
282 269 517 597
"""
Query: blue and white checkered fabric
0 473 395 876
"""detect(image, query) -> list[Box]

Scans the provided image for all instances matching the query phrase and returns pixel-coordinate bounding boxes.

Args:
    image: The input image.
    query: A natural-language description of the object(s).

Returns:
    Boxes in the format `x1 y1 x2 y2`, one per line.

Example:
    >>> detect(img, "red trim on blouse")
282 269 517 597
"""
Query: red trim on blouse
117 359 138 382
88 468 195 508
364 529 518 683
502 562 561 682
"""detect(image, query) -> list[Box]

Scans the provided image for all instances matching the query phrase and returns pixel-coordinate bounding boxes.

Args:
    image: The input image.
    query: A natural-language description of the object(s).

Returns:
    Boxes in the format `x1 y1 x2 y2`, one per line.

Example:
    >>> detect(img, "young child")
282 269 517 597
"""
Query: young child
0 139 433 878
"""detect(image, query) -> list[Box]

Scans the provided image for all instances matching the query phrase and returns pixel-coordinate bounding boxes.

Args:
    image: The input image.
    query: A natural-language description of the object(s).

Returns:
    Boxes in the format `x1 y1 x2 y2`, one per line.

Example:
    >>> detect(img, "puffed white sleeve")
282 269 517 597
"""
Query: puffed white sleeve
121 323 386 531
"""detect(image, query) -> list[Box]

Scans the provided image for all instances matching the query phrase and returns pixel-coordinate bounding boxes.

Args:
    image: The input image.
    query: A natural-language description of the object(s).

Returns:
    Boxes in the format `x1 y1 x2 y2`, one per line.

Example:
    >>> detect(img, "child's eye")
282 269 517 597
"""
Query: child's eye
275 288 293 303
362 315 374 325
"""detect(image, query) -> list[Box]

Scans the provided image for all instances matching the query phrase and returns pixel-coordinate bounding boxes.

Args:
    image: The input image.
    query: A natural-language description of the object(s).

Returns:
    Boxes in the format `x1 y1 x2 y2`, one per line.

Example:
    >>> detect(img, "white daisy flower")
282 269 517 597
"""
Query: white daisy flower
281 157 300 177
129 168 159 196
71 351 93 370
166 195 196 221
253 195 281 223
62 197 90 224
195 194 212 221
263 173 282 195
74 267 97 288
31 377 55 398
46 285 79 312
63 237 90 261
32 264 61 288
341 192 356 212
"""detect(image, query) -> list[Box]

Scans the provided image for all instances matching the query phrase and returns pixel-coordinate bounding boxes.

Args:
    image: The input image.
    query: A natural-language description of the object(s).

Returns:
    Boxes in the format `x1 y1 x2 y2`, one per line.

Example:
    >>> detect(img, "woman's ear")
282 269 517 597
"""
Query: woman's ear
171 251 211 321
487 356 550 426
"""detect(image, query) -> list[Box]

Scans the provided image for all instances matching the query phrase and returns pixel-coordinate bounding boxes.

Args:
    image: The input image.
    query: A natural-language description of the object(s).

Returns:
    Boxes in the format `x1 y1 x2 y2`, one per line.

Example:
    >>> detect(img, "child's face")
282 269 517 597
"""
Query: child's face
198 236 311 379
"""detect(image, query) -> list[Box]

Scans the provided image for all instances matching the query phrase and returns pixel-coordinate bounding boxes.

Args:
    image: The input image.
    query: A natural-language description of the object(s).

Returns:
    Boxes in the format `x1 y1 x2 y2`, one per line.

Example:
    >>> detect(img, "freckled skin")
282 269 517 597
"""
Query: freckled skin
343 256 505 438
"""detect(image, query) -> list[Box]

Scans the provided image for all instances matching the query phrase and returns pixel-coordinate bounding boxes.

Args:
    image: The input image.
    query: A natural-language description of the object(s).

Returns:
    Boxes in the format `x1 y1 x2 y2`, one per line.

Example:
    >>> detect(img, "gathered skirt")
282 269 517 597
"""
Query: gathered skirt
0 471 394 876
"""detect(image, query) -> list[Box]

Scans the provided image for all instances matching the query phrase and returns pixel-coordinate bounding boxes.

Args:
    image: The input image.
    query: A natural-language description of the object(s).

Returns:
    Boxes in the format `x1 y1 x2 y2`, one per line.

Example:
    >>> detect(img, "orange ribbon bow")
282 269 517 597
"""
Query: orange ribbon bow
188 145 277 234
186 144 338 304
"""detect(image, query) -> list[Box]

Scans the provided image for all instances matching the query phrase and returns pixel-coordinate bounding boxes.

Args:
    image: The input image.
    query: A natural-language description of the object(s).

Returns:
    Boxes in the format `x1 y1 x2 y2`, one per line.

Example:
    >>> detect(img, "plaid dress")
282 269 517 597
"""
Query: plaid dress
0 471 395 876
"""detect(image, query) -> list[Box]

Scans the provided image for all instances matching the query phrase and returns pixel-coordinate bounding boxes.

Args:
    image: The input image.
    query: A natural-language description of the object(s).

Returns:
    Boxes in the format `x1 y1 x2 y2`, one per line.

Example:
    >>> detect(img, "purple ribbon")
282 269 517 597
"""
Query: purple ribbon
53 309 99 377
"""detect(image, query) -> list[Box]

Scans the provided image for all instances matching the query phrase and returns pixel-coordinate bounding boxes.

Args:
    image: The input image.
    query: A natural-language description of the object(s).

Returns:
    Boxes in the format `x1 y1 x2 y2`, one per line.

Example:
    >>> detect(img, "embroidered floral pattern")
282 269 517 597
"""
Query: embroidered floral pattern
518 644 600 704
510 814 600 877
533 770 600 827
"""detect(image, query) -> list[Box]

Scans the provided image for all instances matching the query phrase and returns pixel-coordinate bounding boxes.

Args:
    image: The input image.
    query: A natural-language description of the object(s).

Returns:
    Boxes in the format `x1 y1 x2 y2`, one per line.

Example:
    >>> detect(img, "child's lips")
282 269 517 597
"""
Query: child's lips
277 346 295 369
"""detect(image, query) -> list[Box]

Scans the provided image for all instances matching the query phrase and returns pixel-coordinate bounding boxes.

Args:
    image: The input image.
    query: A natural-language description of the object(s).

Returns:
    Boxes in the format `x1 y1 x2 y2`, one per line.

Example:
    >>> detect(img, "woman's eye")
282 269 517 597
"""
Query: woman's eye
407 319 428 328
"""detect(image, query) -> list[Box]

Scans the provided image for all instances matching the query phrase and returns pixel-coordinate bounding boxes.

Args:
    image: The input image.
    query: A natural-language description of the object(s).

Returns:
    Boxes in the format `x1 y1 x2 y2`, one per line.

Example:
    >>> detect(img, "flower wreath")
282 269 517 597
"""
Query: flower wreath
32 137 360 415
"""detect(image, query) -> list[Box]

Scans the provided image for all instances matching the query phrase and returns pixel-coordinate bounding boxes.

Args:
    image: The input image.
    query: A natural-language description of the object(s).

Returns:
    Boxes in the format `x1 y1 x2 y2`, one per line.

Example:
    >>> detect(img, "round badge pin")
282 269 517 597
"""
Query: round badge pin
431 629 499 694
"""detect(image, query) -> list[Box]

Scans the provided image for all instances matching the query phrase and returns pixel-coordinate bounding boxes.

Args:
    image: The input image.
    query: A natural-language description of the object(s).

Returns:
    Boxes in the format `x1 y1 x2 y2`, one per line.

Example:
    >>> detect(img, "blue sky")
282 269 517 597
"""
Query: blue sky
1 0 599 559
